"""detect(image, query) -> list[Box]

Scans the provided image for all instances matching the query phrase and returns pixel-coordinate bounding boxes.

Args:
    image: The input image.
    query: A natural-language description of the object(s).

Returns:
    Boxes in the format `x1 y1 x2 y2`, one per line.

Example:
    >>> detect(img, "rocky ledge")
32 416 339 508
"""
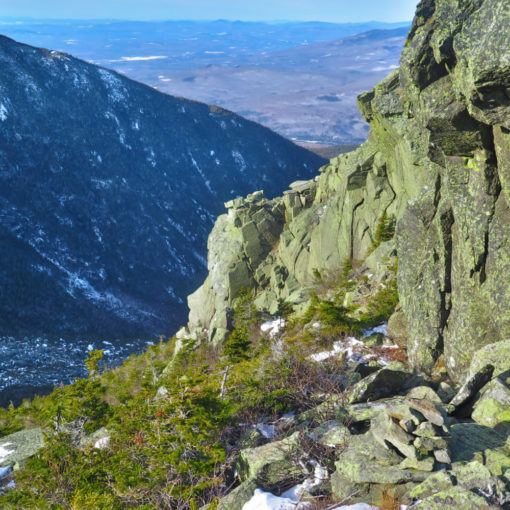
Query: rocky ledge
211 350 510 509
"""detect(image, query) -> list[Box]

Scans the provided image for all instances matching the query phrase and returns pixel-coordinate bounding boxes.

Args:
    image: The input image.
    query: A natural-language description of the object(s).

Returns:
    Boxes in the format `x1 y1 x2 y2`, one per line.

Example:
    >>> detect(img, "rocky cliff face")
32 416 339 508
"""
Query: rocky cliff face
184 0 510 381
2 2 510 507
0 35 325 340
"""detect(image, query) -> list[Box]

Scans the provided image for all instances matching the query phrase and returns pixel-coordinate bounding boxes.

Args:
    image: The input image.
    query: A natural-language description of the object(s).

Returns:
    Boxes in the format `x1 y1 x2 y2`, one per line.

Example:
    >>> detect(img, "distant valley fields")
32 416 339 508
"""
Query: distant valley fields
0 19 410 144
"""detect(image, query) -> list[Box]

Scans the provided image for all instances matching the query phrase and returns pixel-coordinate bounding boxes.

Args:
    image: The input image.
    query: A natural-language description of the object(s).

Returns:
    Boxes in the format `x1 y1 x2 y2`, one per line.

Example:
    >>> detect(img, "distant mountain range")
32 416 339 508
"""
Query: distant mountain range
0 34 325 340
0 19 410 143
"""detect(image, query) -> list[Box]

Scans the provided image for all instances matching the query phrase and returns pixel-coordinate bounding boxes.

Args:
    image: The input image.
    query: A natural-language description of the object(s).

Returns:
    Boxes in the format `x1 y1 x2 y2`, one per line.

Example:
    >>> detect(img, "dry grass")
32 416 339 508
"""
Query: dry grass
379 488 402 510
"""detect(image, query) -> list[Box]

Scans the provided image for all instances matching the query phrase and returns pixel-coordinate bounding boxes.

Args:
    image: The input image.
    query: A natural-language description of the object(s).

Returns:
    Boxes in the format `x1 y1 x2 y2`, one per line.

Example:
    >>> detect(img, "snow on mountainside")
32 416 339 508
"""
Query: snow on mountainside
0 34 325 340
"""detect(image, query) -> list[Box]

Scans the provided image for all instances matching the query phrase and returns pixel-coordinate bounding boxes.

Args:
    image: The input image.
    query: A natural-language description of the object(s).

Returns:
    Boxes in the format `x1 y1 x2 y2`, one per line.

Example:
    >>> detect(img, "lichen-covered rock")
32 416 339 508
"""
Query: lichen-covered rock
465 340 510 386
433 449 452 464
187 192 286 343
449 422 510 478
413 436 448 453
237 431 305 485
183 0 510 382
308 420 350 447
370 411 420 460
398 456 435 472
386 306 407 347
437 382 457 404
412 485 497 509
405 398 450 428
414 421 445 438
346 363 413 404
406 460 510 508
336 452 428 485
333 432 428 485
471 378 510 428
450 364 495 408
209 479 258 510
330 470 369 502
406 470 456 500
406 386 442 403
0 428 44 469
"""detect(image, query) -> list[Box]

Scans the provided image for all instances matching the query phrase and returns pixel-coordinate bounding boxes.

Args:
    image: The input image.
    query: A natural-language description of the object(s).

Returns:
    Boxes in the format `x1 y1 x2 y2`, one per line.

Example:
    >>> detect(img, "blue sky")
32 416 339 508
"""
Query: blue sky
1 0 419 22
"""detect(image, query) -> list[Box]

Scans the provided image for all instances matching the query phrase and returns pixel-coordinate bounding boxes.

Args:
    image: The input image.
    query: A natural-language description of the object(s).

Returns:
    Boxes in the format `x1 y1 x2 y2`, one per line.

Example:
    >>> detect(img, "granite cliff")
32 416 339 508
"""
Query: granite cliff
184 0 510 382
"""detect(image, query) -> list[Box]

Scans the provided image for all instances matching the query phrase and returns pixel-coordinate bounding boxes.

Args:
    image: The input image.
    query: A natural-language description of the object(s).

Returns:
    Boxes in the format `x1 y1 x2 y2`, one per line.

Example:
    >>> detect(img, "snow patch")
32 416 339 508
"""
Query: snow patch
255 423 278 440
363 324 387 337
98 68 127 103
232 150 247 173
0 465 12 480
309 324 400 367
120 56 167 61
243 462 327 510
242 489 297 510
0 443 14 464
310 337 363 362
91 177 112 190
94 436 110 449
0 103 8 121
261 318 285 338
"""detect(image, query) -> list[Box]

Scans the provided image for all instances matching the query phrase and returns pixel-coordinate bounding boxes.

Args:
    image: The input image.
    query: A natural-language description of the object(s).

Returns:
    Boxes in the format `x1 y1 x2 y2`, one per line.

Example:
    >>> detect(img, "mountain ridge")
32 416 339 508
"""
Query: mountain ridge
0 33 325 342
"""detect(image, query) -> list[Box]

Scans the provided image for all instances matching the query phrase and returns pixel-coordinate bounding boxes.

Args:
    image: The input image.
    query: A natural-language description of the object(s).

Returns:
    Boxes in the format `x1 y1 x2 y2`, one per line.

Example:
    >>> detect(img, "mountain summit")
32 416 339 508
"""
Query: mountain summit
0 35 325 339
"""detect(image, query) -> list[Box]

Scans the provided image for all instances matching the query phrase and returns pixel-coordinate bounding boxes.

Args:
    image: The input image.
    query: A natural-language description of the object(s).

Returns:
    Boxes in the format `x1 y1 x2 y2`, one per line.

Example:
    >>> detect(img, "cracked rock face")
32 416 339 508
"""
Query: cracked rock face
389 0 510 378
184 0 510 380
338 0 510 379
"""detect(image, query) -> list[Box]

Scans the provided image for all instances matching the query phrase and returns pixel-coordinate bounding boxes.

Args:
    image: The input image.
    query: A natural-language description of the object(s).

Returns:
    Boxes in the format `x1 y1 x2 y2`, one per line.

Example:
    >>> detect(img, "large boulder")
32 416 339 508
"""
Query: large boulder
449 422 510 480
237 432 308 490
0 428 44 470
464 340 510 386
345 362 414 404
333 432 428 486
471 378 510 428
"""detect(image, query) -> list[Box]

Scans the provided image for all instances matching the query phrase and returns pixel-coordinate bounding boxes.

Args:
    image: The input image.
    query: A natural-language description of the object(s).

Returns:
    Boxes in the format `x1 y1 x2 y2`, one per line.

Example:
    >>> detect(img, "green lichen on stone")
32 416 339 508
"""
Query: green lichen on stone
0 428 44 469
182 0 510 384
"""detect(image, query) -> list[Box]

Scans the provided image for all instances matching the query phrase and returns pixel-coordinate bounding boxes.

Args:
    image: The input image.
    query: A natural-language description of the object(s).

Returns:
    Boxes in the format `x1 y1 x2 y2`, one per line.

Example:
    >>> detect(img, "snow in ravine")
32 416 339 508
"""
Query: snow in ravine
189 152 215 195
98 68 127 103
0 103 8 121
232 150 247 173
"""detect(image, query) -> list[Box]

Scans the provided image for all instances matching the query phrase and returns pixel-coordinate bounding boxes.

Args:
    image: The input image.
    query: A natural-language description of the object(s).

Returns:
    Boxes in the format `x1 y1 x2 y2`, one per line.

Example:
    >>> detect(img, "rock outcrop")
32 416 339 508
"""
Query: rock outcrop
185 0 510 382
226 370 510 509
181 4 510 504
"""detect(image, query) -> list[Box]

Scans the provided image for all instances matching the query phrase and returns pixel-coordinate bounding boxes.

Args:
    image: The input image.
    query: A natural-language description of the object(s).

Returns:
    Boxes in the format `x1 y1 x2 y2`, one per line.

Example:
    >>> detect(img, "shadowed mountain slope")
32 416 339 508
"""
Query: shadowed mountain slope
0 34 325 339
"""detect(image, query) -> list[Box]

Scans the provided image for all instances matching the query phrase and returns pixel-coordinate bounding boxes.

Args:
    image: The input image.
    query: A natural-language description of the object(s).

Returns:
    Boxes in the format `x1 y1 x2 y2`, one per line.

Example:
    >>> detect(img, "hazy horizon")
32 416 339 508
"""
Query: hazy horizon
0 0 419 23
0 17 413 24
